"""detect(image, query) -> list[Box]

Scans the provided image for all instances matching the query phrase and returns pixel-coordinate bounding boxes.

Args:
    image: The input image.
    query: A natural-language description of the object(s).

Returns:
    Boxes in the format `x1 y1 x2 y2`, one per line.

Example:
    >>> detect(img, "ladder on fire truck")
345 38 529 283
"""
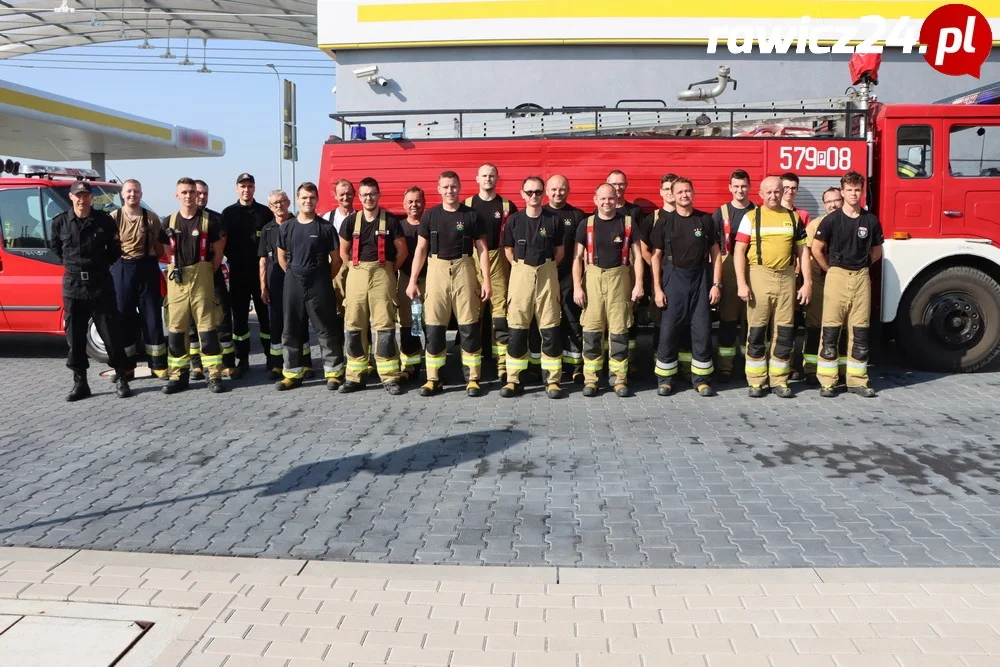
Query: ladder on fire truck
330 64 870 142
330 94 866 142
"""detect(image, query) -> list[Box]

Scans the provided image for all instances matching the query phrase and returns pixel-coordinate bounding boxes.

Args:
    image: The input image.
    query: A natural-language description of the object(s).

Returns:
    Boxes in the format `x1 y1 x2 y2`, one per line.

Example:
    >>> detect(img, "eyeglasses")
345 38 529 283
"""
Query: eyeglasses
269 201 289 208
359 193 379 199
522 190 543 197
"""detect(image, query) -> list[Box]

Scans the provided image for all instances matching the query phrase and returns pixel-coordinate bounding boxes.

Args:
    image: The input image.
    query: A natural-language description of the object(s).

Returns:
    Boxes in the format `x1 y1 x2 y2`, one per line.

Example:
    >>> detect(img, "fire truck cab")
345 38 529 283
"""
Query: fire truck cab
0 165 161 361
318 75 1000 373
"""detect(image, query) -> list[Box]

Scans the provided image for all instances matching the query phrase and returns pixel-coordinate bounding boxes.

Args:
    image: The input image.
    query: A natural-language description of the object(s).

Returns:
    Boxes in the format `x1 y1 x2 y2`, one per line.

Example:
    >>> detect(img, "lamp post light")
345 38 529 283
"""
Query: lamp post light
265 63 283 192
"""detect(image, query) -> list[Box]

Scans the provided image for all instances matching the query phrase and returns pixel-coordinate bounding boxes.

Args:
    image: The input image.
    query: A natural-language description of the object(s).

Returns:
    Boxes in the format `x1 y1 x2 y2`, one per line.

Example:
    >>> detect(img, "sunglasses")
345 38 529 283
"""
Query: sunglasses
522 190 543 197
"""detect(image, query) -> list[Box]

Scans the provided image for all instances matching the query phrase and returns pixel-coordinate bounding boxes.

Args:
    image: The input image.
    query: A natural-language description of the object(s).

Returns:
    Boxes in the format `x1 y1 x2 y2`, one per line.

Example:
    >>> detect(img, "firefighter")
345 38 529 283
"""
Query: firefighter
49 181 131 401
543 174 585 382
161 177 228 395
650 178 722 397
605 170 645 374
573 183 644 398
642 174 692 377
258 189 312 381
276 182 346 391
734 176 811 398
801 186 844 383
406 170 492 397
782 171 813 381
188 180 235 379
109 178 167 379
711 169 756 382
465 163 517 381
329 179 356 319
397 186 427 381
222 173 273 377
338 177 408 394
810 171 884 398
501 176 565 399
780 172 811 225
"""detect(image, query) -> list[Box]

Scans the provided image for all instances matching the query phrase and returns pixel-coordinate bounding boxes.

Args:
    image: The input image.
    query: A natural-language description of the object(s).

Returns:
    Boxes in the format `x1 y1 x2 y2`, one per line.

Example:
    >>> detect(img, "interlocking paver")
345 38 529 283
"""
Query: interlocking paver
4 335 1000 569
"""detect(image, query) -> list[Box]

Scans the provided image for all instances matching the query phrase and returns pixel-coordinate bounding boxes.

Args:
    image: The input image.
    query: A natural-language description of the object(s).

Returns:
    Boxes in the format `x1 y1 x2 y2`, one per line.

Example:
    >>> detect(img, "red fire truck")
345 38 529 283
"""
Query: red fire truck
318 64 1000 373
0 165 164 361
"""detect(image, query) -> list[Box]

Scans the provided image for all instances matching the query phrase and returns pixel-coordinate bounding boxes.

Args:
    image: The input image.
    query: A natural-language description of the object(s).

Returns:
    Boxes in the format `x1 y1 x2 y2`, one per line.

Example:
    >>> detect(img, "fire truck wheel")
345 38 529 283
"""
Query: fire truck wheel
86 317 110 365
897 266 1000 373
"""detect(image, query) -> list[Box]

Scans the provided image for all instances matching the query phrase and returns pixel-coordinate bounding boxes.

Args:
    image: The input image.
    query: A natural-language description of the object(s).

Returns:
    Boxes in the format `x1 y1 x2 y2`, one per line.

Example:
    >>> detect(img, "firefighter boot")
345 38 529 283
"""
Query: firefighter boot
114 373 133 399
67 372 91 402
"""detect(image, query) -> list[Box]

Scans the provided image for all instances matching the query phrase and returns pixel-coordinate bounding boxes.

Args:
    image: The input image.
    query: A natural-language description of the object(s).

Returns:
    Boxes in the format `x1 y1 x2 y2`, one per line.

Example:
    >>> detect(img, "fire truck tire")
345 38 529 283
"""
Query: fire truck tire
86 317 110 365
897 266 1000 373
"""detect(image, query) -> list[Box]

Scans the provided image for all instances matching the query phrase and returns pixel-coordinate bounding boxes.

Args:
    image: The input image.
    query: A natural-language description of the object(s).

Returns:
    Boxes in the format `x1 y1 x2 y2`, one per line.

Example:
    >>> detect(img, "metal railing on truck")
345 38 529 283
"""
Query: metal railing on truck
328 97 865 142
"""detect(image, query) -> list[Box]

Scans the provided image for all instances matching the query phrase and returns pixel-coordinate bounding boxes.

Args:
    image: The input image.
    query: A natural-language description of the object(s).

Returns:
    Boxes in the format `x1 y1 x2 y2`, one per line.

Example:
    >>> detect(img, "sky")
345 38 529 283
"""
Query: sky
0 39 336 214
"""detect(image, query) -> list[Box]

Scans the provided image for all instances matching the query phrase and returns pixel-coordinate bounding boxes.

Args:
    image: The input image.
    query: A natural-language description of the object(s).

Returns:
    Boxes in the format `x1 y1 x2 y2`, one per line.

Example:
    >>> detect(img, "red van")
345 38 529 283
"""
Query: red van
0 165 163 361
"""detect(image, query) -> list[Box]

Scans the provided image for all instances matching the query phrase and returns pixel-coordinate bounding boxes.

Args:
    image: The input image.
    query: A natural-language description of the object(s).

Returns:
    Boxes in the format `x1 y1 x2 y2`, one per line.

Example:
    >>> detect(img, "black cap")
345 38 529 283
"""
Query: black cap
236 172 255 184
69 181 93 195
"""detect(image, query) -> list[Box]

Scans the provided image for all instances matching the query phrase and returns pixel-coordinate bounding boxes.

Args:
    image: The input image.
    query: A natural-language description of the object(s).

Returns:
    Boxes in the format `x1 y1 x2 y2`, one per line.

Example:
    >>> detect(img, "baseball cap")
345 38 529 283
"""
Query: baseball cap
69 181 93 195
236 172 255 184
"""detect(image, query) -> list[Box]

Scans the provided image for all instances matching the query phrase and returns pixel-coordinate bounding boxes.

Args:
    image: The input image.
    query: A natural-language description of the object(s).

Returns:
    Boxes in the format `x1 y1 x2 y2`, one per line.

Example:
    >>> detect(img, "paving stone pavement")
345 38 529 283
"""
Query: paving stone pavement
7 547 1000 667
2 332 1000 568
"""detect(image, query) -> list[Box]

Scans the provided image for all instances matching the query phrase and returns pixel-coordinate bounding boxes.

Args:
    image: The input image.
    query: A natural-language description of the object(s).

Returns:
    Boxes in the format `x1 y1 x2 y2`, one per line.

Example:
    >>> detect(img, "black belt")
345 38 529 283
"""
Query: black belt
66 269 99 281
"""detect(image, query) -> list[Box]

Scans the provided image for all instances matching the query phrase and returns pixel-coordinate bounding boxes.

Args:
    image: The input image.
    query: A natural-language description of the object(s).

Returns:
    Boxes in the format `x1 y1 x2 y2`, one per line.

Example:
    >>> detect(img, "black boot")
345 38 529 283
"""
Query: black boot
67 372 91 402
114 372 133 398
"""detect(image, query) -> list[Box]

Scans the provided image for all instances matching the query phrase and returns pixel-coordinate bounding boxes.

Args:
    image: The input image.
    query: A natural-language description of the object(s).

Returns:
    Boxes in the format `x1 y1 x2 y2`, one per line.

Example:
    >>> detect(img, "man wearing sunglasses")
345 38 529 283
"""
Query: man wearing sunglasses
501 176 565 399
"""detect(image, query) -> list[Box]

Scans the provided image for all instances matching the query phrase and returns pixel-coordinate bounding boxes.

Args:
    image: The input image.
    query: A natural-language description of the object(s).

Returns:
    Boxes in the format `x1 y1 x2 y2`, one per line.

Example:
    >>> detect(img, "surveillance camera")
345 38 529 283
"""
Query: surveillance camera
374 76 389 87
353 65 378 79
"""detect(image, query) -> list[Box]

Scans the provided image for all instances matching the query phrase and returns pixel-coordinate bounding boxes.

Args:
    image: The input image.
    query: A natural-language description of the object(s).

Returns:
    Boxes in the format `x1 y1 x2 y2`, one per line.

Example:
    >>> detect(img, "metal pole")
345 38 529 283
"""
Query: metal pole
266 63 283 191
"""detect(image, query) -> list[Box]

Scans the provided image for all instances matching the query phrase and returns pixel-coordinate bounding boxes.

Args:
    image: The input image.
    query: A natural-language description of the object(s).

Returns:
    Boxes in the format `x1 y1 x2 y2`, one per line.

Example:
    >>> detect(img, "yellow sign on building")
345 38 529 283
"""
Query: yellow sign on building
318 0 1000 50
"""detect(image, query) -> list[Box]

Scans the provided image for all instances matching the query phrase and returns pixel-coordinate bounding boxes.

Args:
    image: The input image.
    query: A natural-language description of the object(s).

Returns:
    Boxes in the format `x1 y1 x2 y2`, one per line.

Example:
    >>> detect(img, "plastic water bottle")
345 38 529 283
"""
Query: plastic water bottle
411 297 423 336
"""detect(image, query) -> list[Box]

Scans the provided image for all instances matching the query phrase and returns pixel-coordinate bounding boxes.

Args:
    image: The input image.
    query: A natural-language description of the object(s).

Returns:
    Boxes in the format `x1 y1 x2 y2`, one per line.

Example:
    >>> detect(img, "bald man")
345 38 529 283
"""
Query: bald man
544 174 586 382
733 176 812 398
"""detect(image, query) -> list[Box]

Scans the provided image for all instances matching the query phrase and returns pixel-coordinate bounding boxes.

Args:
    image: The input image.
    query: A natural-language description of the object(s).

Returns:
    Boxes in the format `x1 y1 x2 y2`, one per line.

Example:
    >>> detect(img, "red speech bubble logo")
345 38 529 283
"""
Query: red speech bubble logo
920 4 993 77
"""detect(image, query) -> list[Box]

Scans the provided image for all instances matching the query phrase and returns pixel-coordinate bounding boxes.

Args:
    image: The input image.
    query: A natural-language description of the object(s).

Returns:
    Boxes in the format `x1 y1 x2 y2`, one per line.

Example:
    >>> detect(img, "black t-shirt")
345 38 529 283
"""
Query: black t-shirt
162 209 225 268
399 219 425 278
640 209 670 249
574 214 635 269
651 209 717 270
222 200 272 268
711 202 757 255
258 219 284 283
502 210 564 266
814 209 884 270
277 216 339 276
339 210 404 264
418 204 485 260
544 203 585 275
466 194 517 250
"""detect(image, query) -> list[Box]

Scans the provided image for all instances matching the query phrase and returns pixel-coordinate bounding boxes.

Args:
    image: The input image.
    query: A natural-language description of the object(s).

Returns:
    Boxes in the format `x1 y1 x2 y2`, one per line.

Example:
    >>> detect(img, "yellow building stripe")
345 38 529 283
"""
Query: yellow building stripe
0 88 172 141
356 0 994 23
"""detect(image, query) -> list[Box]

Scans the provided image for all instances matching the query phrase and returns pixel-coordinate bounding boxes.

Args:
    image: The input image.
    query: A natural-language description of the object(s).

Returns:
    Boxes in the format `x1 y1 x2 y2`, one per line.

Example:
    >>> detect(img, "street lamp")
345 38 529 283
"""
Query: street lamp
266 63 283 192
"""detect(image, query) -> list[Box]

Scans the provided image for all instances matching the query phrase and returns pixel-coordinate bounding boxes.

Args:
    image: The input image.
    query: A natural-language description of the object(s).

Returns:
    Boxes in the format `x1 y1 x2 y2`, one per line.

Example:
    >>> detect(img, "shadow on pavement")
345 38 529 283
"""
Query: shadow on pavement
259 429 528 496
0 430 527 534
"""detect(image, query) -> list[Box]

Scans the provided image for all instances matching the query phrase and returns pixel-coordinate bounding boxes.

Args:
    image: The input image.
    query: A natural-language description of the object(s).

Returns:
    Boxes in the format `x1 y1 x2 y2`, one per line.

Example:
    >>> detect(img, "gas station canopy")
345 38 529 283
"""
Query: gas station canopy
0 1 313 56
0 79 224 162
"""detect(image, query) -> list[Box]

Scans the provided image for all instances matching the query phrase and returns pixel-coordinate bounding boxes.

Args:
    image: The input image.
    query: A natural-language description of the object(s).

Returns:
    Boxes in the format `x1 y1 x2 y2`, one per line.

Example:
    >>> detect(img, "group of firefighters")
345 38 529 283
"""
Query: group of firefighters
51 164 883 402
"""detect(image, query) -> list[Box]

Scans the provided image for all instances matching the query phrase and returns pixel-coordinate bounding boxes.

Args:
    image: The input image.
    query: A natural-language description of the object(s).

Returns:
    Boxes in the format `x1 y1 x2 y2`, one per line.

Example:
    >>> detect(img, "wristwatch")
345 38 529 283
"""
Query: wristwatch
712 282 723 288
